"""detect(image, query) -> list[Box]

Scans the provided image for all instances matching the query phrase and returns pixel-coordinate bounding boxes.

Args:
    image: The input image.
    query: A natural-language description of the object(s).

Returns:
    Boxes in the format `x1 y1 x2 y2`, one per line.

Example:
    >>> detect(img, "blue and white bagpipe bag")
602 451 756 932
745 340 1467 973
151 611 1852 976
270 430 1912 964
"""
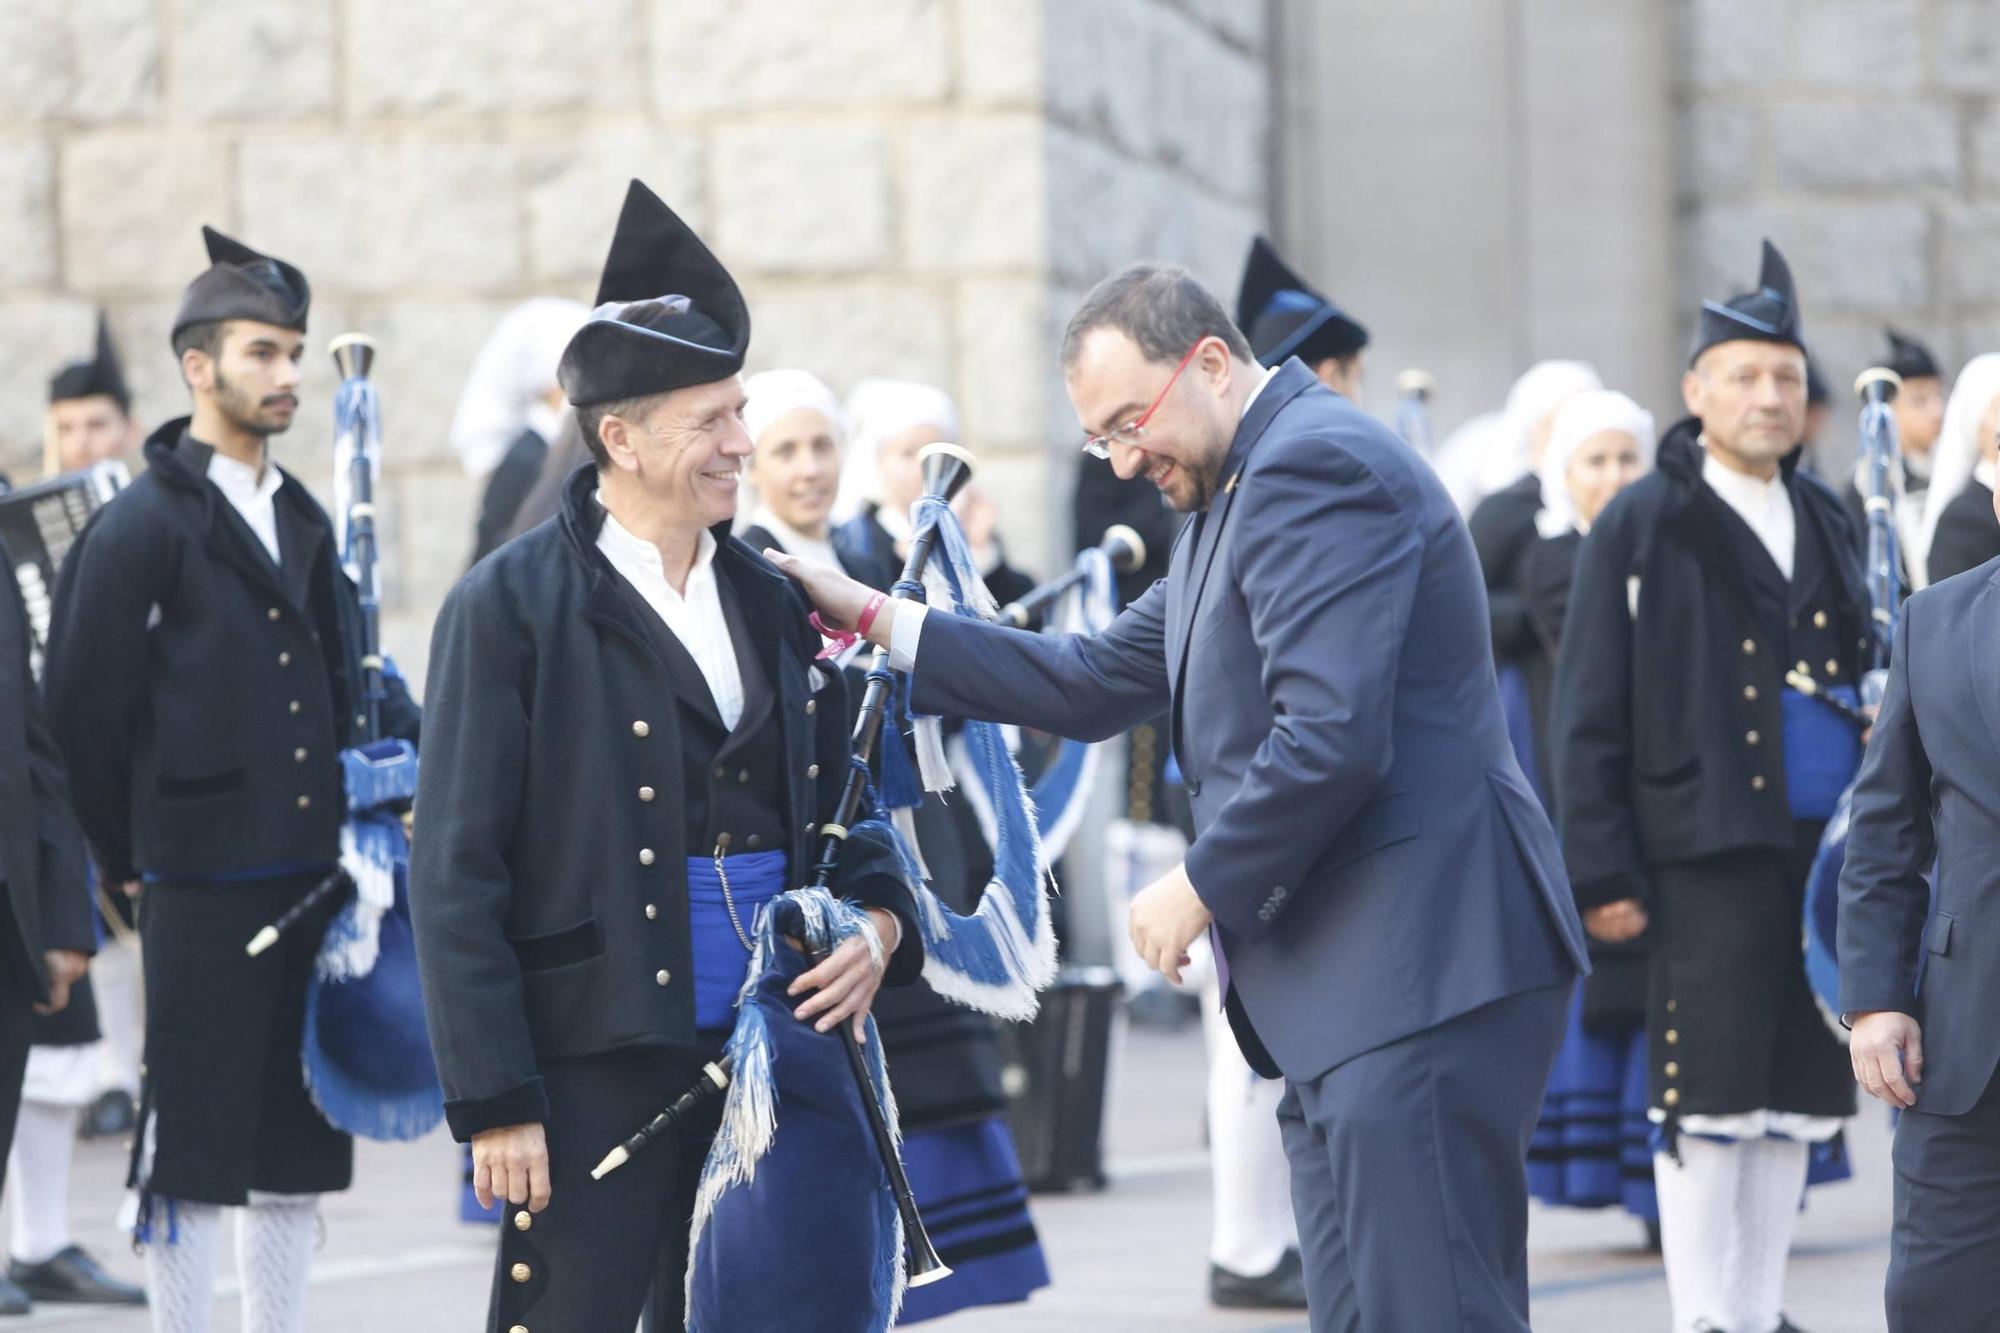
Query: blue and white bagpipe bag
301 369 443 1143
685 503 1115 1332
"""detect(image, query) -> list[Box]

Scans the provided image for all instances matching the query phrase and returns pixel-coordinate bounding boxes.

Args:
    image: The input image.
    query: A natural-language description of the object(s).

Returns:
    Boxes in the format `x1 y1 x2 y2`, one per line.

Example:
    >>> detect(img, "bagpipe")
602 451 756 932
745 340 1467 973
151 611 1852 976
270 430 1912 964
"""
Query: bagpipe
595 445 1068 1332
245 334 444 1140
1800 367 1905 1035
1394 368 1436 457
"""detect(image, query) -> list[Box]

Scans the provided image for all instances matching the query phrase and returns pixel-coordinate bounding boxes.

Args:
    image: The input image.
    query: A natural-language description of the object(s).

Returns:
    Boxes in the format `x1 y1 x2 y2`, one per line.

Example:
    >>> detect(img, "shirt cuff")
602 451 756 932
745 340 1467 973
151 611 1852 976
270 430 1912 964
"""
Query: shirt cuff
888 600 929 673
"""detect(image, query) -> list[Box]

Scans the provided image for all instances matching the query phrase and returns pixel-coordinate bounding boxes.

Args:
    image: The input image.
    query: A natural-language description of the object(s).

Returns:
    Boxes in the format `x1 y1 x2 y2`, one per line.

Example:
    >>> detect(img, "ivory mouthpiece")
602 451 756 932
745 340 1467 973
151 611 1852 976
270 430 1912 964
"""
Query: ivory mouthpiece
590 1145 630 1180
245 926 280 958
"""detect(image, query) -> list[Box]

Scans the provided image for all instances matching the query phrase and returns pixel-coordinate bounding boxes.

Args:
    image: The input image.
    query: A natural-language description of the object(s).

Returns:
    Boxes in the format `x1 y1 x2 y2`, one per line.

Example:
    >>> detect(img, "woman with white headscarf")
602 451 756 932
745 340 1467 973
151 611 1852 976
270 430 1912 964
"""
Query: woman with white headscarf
835 378 1037 609
1912 353 2000 587
447 296 587 567
1508 391 1665 1236
736 369 869 578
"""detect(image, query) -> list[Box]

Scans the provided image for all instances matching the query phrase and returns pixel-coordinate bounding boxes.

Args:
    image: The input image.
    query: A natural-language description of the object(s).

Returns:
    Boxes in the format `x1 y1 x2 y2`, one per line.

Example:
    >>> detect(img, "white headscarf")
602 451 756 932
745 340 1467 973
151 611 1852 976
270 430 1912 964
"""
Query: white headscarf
1471 360 1604 502
1912 352 2000 587
1535 389 1656 538
448 297 589 478
833 377 960 523
743 369 844 447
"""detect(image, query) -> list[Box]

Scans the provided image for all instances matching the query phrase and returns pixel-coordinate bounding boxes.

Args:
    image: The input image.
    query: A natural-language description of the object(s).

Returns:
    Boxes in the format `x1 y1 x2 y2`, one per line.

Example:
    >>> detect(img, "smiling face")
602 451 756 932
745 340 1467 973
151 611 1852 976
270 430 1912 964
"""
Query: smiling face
599 375 753 531
748 405 842 535
1066 327 1237 513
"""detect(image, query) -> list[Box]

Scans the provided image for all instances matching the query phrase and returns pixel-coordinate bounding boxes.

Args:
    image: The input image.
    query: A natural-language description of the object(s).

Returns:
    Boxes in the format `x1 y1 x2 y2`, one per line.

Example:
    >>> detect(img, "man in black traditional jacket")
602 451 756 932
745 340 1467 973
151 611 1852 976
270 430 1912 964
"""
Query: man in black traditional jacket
44 227 420 1333
0 537 93 1317
1553 239 1864 1333
409 181 923 1333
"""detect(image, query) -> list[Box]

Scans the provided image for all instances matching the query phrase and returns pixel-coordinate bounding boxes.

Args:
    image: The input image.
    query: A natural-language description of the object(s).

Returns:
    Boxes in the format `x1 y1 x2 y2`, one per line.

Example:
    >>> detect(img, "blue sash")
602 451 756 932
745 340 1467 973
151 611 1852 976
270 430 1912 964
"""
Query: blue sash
1780 686 1861 821
687 850 789 1030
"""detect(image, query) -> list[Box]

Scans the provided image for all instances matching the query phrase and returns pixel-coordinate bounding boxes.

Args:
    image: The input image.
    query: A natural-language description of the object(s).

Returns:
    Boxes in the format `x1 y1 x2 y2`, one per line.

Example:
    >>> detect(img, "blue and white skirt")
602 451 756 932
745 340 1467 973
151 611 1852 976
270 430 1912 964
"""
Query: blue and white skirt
895 1116 1050 1324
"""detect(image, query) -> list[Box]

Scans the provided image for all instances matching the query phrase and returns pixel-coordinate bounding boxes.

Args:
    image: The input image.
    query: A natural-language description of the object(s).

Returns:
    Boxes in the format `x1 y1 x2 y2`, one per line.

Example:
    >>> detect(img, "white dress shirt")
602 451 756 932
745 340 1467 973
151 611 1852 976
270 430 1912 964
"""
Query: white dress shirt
1701 446 1795 582
207 450 285 566
889 363 1283 669
596 496 745 730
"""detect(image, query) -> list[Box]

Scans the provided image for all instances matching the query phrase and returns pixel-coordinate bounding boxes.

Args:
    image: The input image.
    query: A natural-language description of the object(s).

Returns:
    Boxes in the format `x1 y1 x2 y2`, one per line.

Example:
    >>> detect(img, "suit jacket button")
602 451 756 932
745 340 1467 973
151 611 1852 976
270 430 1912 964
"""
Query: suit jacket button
747 834 762 849
295 747 309 763
510 1326 529 1333
714 766 727 780
738 769 751 784
656 969 671 986
289 700 302 715
510 1262 531 1283
1665 1028 1679 1044
1664 1061 1680 1078
639 848 655 866
1742 686 1757 702
267 606 281 621
278 651 291 667
1796 660 1811 676
297 795 311 810
1751 775 1766 792
513 1210 532 1232
1745 730 1759 746
1187 777 1202 797
716 832 733 849
805 700 817 716
1826 659 1839 676
1814 610 1829 629
632 720 650 738
638 786 655 802
645 904 658 920
1741 639 1755 655
806 764 819 780
1662 1088 1681 1107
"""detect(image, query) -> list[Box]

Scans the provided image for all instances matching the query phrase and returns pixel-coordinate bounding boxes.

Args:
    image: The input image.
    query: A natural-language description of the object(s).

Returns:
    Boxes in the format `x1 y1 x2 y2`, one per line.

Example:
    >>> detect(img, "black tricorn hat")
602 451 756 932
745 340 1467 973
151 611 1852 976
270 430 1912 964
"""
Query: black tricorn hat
171 226 310 340
1234 237 1368 370
557 180 750 408
1690 238 1803 365
1883 326 1941 382
49 312 130 412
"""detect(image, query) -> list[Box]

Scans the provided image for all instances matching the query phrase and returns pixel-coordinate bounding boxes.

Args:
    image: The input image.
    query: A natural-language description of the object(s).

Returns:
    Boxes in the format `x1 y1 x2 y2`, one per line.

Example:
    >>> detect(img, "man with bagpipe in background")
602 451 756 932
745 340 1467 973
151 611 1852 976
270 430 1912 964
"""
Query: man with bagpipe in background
42 226 421 1333
409 180 926 1332
1552 239 1864 1333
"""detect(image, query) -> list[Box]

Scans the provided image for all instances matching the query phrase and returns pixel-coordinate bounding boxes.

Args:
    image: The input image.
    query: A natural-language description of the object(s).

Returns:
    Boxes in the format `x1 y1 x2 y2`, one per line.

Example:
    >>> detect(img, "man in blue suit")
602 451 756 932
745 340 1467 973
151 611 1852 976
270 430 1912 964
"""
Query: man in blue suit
770 263 1588 1330
1841 484 2000 1331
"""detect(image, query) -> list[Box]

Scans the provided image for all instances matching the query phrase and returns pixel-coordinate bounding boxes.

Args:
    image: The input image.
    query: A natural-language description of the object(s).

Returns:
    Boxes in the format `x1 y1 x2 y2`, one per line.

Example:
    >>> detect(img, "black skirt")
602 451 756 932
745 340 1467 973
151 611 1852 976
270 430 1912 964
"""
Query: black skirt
1646 823 1855 1122
131 871 353 1206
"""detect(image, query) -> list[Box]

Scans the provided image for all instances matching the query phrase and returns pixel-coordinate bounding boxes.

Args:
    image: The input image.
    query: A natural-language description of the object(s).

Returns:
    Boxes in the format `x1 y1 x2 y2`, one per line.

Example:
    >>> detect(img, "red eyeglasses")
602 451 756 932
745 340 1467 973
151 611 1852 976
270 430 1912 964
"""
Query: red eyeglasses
1082 340 1204 460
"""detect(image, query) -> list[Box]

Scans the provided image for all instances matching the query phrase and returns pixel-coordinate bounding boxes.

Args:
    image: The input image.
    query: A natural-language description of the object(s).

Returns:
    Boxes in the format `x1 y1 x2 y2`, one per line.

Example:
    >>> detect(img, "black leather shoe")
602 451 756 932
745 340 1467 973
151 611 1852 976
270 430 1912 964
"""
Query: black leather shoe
8 1245 146 1306
0 1275 28 1315
1209 1247 1308 1309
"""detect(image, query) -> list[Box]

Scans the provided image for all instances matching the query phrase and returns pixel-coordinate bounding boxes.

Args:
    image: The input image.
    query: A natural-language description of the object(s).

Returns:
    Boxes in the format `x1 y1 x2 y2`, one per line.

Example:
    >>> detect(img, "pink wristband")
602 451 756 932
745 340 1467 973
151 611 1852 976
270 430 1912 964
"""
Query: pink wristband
855 591 889 638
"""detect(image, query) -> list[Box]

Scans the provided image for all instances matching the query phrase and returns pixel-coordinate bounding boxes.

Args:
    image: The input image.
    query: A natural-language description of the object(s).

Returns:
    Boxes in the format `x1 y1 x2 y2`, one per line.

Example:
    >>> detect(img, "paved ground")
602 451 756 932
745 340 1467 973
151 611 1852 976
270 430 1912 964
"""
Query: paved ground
3 1023 1895 1331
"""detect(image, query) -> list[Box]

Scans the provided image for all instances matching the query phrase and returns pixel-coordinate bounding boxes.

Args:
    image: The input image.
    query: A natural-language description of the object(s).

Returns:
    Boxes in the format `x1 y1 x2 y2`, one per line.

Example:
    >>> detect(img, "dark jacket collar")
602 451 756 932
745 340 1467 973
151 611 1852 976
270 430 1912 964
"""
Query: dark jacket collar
1655 416 1805 489
1214 358 1317 496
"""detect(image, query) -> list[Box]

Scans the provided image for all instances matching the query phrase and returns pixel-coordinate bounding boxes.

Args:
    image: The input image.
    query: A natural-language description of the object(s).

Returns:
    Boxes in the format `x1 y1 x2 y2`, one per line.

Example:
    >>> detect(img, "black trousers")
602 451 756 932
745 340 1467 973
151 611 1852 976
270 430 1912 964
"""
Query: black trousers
0 895 44 1199
133 873 351 1204
1888 1056 2000 1331
487 1041 724 1333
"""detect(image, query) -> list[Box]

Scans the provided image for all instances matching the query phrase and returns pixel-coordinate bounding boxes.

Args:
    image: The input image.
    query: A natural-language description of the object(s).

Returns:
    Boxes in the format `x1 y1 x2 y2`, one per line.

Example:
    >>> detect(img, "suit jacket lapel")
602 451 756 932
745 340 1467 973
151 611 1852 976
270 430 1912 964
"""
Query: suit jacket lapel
1969 574 2000 757
274 490 325 612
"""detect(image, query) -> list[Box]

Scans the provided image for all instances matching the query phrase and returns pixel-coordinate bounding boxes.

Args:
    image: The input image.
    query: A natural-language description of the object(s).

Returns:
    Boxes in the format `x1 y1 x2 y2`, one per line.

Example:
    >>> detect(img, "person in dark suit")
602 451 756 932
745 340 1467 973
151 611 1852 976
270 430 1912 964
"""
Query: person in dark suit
1842 420 2000 1333
0 537 94 1317
771 263 1588 1332
1554 240 1864 1333
1912 353 2000 588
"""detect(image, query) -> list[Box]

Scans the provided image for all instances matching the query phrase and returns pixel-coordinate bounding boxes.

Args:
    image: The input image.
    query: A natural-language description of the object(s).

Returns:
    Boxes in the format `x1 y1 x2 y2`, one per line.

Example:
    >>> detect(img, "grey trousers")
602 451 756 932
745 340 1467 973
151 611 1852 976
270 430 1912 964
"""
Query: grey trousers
1277 980 1571 1332
1888 1057 2000 1332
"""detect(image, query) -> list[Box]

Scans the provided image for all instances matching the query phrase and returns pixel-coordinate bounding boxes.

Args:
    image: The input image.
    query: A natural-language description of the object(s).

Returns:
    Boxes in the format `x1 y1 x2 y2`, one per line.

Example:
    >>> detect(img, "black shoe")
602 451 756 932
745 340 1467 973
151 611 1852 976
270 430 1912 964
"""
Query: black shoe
1209 1248 1309 1309
0 1275 27 1315
81 1089 136 1140
8 1245 147 1306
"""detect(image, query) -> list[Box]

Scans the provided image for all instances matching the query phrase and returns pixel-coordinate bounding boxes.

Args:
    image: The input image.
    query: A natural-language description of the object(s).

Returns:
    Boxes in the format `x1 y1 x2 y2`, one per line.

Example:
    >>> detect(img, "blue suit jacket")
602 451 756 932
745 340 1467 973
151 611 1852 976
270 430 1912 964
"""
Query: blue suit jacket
1840 560 2000 1115
910 360 1587 1079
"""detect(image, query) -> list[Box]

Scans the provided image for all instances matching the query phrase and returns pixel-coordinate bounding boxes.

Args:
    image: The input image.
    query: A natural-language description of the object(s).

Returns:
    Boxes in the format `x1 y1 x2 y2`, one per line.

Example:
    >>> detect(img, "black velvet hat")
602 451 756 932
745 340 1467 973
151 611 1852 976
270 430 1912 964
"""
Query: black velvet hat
1234 236 1368 370
171 226 310 339
557 180 749 407
1882 326 1941 382
1690 238 1803 365
49 312 130 412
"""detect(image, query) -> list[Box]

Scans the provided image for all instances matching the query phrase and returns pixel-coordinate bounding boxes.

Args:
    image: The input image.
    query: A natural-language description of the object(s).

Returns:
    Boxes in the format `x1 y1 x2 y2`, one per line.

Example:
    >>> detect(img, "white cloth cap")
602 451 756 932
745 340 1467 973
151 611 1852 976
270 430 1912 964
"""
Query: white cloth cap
448 297 589 478
1913 351 2000 587
1536 389 1656 537
833 377 960 522
1472 359 1604 502
743 369 844 448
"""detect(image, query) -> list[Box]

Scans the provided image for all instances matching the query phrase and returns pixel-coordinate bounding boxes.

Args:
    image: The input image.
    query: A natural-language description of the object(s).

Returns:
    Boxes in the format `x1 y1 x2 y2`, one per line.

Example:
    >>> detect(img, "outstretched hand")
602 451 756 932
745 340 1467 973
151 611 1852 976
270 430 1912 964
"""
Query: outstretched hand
762 548 899 648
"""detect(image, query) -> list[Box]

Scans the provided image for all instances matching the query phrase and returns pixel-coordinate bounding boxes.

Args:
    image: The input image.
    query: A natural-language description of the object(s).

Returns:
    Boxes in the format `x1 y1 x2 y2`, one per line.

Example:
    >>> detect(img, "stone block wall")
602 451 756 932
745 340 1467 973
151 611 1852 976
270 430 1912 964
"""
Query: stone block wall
0 0 1268 690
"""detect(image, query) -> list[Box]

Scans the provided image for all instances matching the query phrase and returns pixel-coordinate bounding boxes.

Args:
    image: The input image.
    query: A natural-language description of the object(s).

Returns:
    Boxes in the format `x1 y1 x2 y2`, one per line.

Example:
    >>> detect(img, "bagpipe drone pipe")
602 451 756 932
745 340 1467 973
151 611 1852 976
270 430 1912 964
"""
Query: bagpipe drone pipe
593 445 1129 1333
244 334 443 1141
1800 368 1910 1037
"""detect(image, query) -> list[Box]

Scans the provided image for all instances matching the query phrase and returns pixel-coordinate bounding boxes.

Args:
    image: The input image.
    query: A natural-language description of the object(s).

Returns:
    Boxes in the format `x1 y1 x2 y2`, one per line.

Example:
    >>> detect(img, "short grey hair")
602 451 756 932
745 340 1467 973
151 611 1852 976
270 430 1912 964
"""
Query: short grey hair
1060 263 1253 372
577 392 669 468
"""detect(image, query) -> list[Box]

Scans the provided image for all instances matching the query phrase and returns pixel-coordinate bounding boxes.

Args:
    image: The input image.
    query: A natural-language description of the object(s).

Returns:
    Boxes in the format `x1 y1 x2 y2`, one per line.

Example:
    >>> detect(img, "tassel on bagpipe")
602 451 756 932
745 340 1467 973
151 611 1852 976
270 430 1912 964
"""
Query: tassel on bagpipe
1801 367 1904 1036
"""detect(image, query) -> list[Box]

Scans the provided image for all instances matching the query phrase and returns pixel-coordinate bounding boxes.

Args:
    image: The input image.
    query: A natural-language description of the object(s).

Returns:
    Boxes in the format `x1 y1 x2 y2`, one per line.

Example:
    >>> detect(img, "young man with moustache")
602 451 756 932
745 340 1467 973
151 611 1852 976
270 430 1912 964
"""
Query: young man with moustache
44 227 419 1333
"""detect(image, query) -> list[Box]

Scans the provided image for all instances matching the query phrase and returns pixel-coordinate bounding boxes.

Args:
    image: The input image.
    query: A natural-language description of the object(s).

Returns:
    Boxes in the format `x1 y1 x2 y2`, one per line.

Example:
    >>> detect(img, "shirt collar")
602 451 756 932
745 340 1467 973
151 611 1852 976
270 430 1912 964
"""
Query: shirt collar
595 489 718 580
1699 442 1786 510
1239 364 1280 422
753 506 836 561
206 448 283 503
